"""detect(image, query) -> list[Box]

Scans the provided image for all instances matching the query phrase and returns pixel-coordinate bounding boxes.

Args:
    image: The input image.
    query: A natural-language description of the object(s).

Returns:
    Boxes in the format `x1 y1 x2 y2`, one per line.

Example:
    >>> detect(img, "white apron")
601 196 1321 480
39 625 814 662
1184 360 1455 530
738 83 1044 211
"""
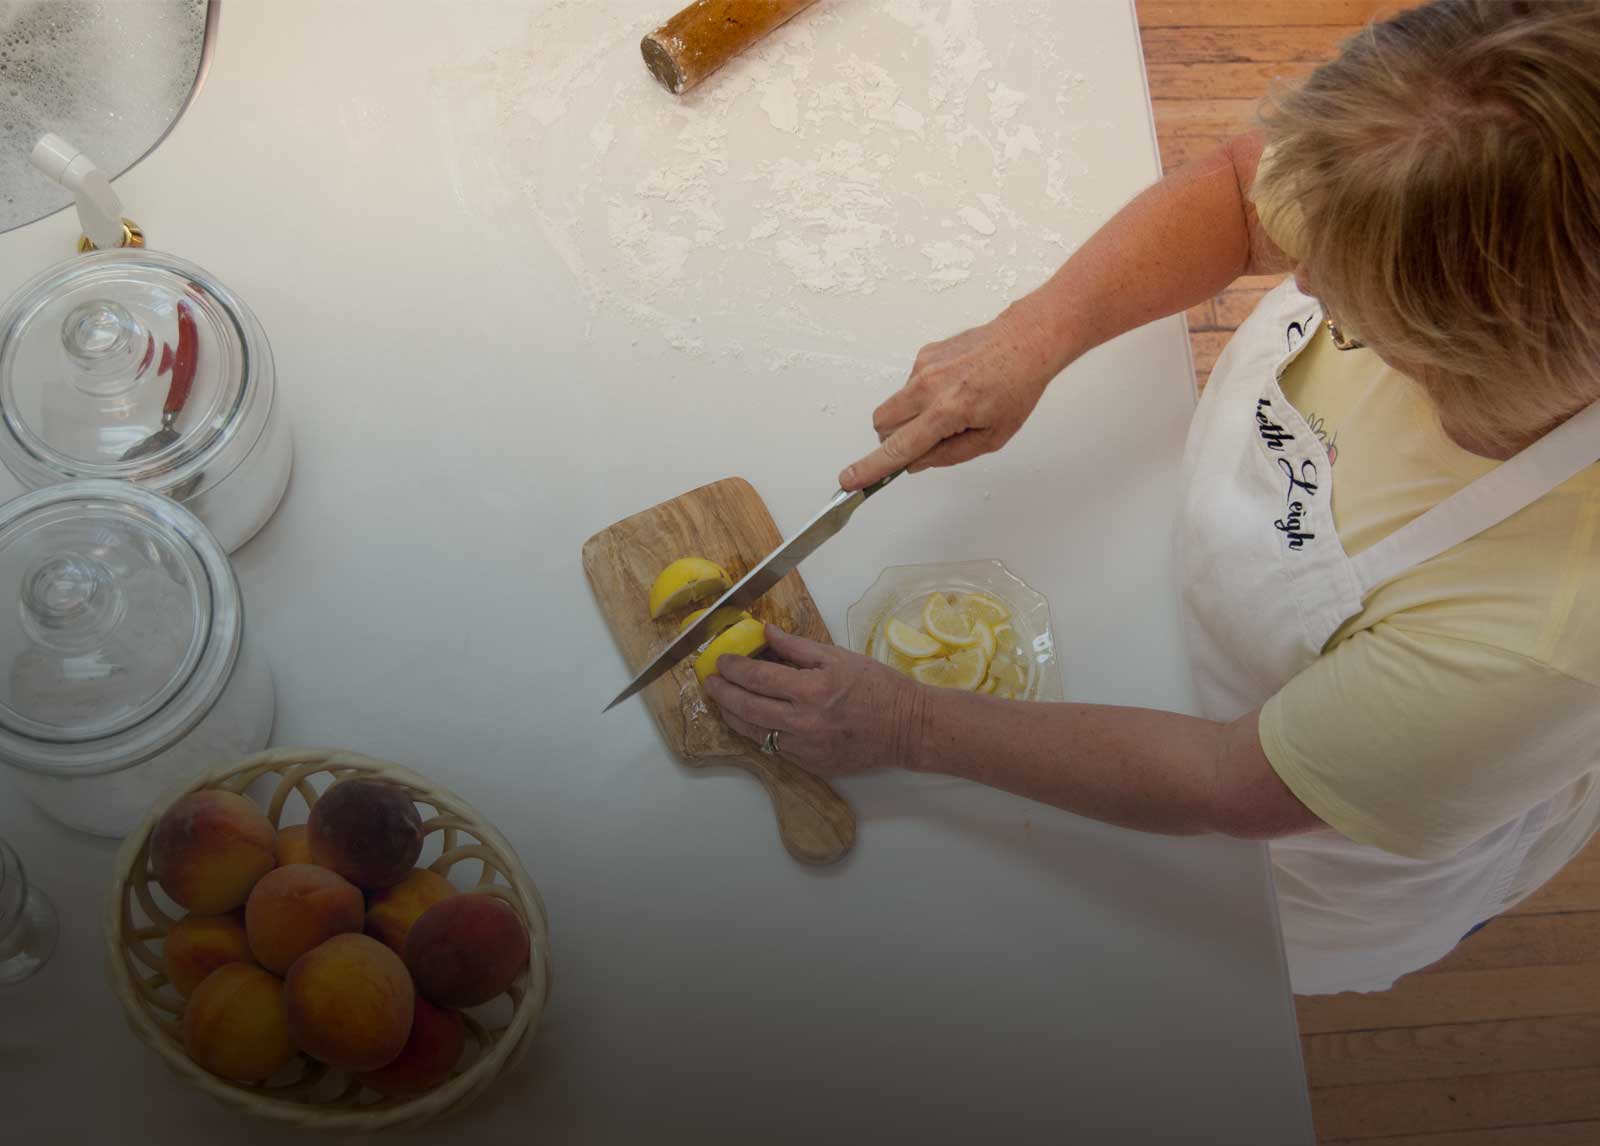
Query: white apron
1178 280 1600 994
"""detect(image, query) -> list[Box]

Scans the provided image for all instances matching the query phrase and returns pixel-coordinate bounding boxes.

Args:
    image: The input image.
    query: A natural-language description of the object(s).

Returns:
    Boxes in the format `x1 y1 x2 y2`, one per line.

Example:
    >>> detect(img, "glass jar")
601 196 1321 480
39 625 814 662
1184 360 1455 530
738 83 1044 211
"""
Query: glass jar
0 481 274 837
0 838 58 986
0 249 292 552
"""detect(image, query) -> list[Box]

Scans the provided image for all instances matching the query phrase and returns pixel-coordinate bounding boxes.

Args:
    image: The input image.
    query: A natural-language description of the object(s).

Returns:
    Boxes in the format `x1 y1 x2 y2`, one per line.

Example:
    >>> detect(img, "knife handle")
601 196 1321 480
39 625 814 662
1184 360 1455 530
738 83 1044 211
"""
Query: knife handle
732 749 856 864
860 469 903 498
166 300 199 416
829 467 903 528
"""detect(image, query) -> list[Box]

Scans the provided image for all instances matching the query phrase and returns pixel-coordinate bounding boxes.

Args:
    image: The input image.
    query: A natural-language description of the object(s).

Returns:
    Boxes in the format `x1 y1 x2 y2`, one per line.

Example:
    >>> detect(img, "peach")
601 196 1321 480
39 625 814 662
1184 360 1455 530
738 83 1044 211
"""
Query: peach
275 824 314 866
183 963 296 1083
285 933 414 1071
164 912 253 997
245 864 364 975
308 778 423 890
357 997 466 1096
366 868 456 954
151 790 277 914
404 894 530 1008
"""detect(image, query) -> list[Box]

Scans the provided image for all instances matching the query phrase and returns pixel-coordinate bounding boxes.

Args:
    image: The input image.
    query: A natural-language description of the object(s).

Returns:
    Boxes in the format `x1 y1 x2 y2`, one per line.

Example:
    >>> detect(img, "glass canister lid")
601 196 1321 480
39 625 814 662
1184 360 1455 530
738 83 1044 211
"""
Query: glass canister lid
0 481 240 776
0 250 255 493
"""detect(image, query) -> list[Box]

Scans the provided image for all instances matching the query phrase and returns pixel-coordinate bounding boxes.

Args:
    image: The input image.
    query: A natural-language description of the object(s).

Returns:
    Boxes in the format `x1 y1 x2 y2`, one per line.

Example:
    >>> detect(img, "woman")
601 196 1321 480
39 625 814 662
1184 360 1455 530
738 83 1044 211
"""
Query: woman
704 0 1600 995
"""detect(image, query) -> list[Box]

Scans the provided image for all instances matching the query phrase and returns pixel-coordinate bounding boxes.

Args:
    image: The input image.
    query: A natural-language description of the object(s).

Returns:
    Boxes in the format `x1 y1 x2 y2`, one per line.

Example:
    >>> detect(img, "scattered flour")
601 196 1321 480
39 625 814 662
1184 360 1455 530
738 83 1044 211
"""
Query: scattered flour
987 81 1026 124
957 205 996 235
760 75 801 133
429 0 1095 358
921 239 977 289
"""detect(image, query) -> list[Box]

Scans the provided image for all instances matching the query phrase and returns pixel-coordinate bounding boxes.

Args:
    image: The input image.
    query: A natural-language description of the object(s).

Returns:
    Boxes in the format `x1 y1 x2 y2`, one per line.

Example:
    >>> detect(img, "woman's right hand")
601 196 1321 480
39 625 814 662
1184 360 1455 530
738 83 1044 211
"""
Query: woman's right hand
838 308 1064 491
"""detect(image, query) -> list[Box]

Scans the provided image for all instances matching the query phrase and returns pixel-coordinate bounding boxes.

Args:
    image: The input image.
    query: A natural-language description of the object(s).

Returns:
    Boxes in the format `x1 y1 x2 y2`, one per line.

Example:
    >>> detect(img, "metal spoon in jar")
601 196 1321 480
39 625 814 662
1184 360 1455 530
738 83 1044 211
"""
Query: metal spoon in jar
122 298 197 464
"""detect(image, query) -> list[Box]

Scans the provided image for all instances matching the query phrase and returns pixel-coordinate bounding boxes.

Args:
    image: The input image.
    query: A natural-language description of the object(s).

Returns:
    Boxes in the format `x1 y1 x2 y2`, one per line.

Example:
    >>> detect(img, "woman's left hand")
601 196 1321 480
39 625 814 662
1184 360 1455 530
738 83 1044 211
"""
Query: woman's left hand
702 625 927 778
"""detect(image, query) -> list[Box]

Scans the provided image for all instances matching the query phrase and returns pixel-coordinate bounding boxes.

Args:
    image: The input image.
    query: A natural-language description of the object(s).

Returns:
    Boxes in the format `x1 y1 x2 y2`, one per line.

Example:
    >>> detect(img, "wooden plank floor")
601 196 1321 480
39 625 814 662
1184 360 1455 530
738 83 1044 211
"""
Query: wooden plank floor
1135 3 1600 1143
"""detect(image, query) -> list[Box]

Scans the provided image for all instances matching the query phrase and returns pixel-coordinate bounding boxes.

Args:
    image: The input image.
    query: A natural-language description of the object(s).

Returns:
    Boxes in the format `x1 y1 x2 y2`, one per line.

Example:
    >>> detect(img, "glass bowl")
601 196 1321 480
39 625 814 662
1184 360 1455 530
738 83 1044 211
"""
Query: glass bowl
846 559 1063 702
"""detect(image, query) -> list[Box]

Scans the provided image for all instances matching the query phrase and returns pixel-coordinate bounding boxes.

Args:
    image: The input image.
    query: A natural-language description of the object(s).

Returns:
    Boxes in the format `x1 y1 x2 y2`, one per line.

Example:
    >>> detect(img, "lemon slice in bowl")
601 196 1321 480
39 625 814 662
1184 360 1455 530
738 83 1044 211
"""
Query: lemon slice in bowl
972 621 996 663
911 647 988 691
987 659 1031 699
649 557 732 619
885 617 943 659
957 593 1011 629
922 593 980 648
694 617 769 682
870 629 929 676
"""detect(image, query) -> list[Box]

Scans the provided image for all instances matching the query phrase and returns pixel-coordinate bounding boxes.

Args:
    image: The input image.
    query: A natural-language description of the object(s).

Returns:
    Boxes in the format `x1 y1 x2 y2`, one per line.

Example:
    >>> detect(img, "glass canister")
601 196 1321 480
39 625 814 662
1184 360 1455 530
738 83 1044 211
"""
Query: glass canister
0 481 274 837
0 249 291 552
0 838 58 985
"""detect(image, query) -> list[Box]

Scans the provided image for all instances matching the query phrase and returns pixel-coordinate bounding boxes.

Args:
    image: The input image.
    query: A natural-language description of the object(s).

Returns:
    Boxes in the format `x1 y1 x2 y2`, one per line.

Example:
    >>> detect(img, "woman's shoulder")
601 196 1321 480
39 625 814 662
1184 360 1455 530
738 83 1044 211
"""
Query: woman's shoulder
1359 484 1600 687
1234 277 1321 345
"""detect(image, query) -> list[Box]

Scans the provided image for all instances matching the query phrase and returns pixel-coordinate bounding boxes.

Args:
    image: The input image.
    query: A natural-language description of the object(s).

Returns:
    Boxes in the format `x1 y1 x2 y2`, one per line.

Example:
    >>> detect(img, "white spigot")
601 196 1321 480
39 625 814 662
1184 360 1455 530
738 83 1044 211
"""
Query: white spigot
30 133 134 251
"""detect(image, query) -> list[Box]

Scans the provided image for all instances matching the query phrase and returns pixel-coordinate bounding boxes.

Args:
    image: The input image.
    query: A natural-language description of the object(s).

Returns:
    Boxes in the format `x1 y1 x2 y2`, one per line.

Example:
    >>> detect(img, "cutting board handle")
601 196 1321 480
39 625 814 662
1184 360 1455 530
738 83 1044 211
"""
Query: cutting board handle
731 750 855 864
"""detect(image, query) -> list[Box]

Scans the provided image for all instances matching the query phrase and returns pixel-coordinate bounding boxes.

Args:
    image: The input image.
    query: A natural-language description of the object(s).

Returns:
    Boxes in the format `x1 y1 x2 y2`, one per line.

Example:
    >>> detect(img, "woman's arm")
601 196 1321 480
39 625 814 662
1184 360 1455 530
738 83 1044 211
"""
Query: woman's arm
705 627 1321 841
914 688 1319 840
841 132 1293 491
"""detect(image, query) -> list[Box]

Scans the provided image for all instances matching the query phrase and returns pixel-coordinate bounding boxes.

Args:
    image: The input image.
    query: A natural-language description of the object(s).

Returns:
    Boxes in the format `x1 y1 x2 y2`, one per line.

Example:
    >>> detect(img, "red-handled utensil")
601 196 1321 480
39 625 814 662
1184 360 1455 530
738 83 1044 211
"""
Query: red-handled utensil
121 299 198 463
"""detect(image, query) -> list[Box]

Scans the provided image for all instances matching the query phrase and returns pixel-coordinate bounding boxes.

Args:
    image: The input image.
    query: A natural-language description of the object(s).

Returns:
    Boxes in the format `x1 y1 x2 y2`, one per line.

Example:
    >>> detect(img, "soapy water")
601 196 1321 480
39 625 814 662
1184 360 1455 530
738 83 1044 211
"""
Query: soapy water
428 0 1100 368
0 0 208 234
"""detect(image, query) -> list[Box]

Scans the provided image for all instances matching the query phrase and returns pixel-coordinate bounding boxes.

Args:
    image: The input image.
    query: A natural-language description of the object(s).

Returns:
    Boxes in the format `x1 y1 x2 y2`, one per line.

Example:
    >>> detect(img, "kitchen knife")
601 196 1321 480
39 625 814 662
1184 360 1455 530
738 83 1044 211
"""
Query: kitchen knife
603 471 901 712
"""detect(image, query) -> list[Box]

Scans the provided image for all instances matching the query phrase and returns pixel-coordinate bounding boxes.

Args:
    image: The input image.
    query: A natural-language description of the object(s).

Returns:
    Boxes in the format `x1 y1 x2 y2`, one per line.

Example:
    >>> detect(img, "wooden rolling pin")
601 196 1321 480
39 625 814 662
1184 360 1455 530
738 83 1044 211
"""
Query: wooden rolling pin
642 0 822 95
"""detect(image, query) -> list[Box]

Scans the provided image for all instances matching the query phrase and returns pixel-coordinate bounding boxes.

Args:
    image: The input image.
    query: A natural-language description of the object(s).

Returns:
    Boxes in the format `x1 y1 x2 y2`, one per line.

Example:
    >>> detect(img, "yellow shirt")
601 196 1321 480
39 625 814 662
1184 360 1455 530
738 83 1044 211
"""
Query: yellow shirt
1257 324 1600 862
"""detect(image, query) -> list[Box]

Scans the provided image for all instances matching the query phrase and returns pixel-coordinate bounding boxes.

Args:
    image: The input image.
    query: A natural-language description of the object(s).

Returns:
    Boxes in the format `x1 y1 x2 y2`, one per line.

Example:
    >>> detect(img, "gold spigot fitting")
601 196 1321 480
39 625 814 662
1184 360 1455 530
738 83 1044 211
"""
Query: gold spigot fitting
77 218 145 254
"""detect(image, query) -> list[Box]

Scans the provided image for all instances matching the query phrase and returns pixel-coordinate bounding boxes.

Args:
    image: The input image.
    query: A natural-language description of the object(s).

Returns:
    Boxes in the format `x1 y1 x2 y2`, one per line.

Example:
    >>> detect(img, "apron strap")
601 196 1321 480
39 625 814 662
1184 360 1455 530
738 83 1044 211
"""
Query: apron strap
1352 398 1600 595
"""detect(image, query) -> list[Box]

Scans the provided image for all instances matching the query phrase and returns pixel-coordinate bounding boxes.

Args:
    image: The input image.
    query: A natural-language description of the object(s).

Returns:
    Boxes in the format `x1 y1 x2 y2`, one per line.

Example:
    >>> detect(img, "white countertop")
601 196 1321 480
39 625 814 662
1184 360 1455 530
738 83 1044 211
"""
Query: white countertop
0 1 1312 1141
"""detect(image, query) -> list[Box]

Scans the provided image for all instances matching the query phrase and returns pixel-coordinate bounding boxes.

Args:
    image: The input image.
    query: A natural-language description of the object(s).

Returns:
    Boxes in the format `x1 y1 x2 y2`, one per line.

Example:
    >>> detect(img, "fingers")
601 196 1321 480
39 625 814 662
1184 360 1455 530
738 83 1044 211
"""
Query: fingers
839 412 956 490
717 705 765 745
718 653 805 700
703 673 795 730
871 385 925 438
906 429 997 473
763 625 833 668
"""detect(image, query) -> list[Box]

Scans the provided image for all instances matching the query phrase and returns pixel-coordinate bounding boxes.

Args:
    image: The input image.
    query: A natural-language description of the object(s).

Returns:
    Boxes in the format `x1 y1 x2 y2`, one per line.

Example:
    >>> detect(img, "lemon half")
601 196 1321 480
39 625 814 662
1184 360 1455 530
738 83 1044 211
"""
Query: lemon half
694 616 769 682
680 605 751 636
649 557 732 619
911 647 988 691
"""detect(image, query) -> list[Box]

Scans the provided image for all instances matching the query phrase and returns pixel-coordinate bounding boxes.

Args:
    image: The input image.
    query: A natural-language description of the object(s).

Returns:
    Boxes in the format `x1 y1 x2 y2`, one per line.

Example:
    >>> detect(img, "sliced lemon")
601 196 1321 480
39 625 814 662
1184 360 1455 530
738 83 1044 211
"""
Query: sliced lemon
957 593 1011 628
885 617 943 659
922 593 980 648
978 677 998 695
649 557 732 619
972 620 996 663
911 647 988 691
987 659 1030 699
694 616 769 682
993 621 1016 648
680 605 751 636
870 634 927 677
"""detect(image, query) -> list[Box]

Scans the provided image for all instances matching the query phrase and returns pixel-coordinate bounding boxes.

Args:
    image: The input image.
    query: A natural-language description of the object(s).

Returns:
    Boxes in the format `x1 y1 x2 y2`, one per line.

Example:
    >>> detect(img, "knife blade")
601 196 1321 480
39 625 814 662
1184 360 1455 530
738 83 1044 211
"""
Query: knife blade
603 471 901 712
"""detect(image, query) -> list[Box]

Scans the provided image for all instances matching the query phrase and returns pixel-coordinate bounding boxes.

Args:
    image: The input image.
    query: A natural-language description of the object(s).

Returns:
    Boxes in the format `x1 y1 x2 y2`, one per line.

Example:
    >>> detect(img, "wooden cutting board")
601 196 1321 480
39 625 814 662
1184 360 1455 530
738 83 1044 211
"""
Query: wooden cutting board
582 477 855 864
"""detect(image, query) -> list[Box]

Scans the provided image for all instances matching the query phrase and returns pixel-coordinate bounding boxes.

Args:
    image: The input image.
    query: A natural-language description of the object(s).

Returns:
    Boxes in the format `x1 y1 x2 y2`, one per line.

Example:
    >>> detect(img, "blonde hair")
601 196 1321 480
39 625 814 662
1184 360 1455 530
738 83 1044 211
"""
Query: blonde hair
1252 0 1600 451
